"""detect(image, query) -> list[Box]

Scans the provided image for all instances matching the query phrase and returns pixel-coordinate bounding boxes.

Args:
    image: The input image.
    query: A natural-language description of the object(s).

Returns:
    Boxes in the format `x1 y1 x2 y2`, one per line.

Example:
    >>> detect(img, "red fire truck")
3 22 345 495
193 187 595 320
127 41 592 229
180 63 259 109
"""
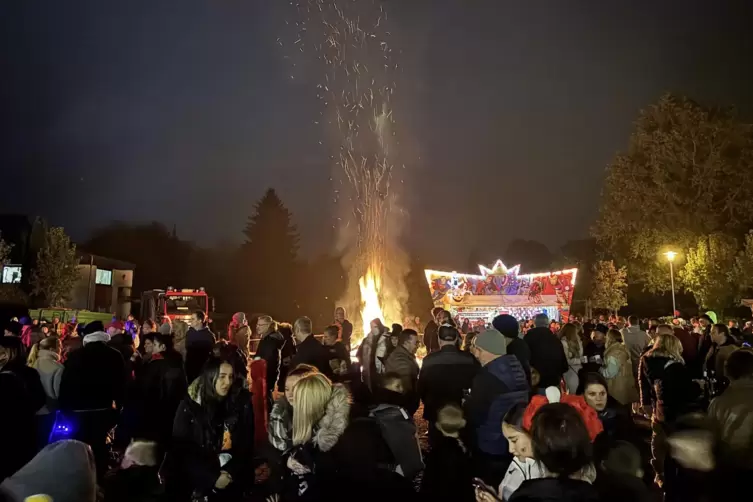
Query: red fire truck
140 287 212 322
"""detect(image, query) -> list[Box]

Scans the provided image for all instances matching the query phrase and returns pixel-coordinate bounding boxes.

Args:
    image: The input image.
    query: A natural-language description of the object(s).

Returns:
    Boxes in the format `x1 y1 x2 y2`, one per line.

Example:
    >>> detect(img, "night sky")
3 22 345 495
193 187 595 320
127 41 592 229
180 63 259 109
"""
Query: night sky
2 0 752 269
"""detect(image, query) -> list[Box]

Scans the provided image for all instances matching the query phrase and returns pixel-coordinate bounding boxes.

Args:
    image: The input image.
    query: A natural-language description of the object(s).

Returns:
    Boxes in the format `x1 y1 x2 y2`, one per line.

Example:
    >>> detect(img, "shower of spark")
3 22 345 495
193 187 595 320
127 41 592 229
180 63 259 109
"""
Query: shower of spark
278 0 405 342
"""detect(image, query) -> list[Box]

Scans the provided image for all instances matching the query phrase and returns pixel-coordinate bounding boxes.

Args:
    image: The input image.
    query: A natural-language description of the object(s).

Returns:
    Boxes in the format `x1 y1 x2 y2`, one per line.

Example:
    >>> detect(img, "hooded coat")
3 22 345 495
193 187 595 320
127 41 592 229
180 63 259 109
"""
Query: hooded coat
168 378 254 500
284 384 350 502
29 348 64 414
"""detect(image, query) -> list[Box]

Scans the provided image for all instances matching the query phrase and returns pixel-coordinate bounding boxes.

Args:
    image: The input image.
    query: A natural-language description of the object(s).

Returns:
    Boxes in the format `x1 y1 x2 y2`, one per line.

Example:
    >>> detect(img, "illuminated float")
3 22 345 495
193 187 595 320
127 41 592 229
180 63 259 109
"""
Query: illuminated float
424 260 577 327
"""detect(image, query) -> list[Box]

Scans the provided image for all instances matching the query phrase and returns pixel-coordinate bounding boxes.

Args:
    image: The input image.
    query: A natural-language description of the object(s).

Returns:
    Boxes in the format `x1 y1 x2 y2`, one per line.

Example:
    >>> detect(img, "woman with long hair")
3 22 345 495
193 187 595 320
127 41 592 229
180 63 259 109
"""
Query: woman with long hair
600 329 638 406
283 372 349 501
168 357 254 501
639 332 701 488
559 323 583 394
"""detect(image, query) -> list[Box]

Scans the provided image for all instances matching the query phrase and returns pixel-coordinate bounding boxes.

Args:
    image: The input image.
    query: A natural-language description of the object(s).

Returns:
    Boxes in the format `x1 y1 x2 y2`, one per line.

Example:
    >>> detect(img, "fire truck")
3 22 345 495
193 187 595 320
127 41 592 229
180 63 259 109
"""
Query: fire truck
139 287 212 322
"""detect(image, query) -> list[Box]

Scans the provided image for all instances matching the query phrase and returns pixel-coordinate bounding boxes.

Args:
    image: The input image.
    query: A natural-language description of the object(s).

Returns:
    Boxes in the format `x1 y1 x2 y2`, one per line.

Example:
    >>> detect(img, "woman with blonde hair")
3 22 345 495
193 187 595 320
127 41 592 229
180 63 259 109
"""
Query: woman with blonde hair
171 320 188 358
559 323 583 394
284 372 349 500
638 331 701 488
600 329 638 405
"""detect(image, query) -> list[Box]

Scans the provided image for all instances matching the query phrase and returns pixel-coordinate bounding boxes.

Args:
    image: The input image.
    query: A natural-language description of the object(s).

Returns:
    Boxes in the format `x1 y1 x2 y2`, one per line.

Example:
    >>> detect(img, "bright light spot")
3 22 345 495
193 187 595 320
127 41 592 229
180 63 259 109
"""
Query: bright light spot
359 266 384 338
665 251 678 262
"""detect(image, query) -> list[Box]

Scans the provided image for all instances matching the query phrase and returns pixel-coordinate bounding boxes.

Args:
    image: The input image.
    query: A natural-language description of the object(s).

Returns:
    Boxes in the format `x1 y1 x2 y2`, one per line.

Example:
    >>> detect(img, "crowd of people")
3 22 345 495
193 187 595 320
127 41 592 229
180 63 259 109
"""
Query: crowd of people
1 306 752 502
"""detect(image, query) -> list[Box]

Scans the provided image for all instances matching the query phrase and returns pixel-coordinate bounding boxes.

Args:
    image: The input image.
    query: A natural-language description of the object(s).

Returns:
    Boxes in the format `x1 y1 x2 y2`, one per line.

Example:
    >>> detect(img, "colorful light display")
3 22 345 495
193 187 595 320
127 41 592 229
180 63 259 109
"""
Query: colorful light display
424 260 578 323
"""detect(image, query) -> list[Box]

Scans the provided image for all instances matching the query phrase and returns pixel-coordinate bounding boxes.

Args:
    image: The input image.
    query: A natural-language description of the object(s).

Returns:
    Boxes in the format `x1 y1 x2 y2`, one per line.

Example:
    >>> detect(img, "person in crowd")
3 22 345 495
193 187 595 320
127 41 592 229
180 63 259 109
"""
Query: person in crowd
18 316 33 347
600 329 638 406
109 321 137 380
281 372 349 501
696 314 715 372
141 318 156 336
423 307 443 355
0 339 42 481
228 312 252 358
129 333 187 452
0 439 97 502
706 348 753 470
639 332 702 488
358 373 424 480
27 335 64 447
493 314 531 383
290 316 333 378
466 328 529 486
185 310 216 384
704 323 738 398
4 319 22 337
578 372 636 463
621 315 651 382
384 328 420 401
559 322 584 394
58 321 126 479
594 440 656 502
103 440 165 502
463 331 478 352
334 306 353 353
421 404 475 502
168 357 254 501
582 323 608 375
322 324 351 379
358 318 389 391
254 315 286 403
418 325 479 447
171 319 188 358
278 322 297 392
509 403 600 502
524 313 568 391
385 323 402 361
0 335 45 413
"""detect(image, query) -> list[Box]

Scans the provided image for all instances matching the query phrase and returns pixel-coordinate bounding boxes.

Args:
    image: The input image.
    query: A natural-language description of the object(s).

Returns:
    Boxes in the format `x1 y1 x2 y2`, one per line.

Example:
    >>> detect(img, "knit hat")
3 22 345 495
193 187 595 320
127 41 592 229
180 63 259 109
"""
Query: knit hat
83 332 111 345
474 329 508 355
492 314 519 338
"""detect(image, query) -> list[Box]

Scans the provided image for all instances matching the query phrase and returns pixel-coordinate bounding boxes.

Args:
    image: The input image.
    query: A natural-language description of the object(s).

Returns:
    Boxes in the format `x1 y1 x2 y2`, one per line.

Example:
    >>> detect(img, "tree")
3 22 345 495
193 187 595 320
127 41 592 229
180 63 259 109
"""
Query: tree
679 233 739 314
554 239 598 315
239 188 301 319
734 231 753 298
592 93 753 292
590 260 628 314
31 227 80 306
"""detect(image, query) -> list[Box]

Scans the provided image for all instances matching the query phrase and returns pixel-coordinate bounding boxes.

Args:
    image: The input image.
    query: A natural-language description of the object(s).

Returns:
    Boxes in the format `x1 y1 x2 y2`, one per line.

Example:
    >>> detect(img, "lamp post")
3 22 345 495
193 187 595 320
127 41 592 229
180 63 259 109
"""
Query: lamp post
665 251 677 317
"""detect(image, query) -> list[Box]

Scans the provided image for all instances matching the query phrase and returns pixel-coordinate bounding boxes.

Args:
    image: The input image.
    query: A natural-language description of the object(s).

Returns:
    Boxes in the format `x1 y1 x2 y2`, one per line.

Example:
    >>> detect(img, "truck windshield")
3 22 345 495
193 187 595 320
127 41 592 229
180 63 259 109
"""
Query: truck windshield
165 295 206 315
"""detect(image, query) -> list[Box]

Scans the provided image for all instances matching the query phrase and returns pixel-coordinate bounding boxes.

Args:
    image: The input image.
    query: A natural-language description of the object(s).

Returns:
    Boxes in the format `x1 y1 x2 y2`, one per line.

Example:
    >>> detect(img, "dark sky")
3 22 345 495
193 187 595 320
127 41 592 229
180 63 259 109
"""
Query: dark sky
2 0 752 269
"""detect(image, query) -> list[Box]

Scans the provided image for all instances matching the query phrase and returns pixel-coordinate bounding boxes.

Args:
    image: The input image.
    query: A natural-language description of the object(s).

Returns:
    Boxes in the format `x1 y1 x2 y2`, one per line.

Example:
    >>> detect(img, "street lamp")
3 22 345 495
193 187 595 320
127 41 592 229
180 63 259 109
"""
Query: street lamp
665 251 677 317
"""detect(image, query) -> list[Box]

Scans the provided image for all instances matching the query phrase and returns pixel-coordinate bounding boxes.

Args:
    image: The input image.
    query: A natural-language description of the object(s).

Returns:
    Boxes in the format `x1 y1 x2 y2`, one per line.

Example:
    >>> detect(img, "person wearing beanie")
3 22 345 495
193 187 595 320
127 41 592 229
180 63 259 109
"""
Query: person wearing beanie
418 325 479 448
466 329 530 487
524 313 569 391
59 322 127 480
493 314 531 383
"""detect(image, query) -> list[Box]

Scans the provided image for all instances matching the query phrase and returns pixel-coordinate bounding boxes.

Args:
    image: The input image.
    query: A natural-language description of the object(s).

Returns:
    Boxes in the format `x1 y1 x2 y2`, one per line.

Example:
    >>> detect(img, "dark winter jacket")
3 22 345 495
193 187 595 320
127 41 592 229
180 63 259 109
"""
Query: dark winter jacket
510 478 600 502
465 354 530 456
255 331 285 394
184 327 216 384
0 372 38 482
367 401 424 479
639 351 702 424
423 319 439 354
3 360 46 414
384 345 420 391
290 335 334 378
419 434 474 502
418 344 479 422
594 471 658 502
168 378 254 499
59 337 126 411
103 466 165 502
338 319 353 350
506 336 532 383
129 353 187 444
582 340 606 375
524 327 568 388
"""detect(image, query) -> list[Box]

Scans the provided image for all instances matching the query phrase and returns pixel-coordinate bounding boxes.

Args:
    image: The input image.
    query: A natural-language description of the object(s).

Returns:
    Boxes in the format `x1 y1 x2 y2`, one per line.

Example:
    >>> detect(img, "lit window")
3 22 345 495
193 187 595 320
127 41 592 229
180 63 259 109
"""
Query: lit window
95 269 112 285
2 266 22 284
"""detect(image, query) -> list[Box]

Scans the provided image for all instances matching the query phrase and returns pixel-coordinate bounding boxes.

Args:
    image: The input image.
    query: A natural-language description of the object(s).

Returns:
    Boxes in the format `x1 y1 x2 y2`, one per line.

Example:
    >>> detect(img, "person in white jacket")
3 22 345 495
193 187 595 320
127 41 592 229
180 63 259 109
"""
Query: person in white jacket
475 402 544 502
559 323 583 394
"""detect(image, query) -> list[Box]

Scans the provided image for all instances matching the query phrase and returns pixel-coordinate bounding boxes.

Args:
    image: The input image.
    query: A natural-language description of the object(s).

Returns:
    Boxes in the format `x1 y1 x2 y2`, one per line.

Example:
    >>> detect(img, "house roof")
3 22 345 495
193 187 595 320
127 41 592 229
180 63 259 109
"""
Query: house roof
78 253 136 271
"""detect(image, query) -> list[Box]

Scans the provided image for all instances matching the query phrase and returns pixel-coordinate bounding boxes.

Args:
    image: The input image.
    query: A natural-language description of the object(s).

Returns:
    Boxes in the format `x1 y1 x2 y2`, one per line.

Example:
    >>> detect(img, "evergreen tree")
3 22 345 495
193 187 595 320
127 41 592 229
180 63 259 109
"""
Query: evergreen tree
31 227 80 307
240 188 301 319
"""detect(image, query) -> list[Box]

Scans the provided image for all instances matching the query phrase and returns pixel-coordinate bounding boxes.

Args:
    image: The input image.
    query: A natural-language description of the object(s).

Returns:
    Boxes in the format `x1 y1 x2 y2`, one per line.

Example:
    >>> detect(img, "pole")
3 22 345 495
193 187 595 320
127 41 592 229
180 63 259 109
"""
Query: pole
86 254 94 311
669 260 676 317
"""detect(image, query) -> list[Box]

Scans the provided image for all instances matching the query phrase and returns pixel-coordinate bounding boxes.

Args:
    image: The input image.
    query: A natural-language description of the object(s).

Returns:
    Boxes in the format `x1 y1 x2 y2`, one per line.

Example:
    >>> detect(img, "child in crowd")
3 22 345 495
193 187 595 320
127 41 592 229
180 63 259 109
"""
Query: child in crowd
420 404 475 502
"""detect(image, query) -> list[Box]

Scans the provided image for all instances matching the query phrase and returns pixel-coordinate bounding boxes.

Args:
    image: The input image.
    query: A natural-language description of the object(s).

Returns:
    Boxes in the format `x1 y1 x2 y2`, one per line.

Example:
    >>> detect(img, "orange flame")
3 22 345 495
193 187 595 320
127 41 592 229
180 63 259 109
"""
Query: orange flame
358 266 384 337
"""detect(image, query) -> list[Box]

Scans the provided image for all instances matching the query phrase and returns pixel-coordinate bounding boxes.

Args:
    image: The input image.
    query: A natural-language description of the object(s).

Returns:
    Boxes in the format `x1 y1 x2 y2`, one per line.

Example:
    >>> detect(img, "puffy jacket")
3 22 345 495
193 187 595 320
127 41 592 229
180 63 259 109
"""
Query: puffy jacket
639 351 701 423
30 348 64 413
708 379 753 469
369 403 424 479
384 346 419 390
464 355 529 456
